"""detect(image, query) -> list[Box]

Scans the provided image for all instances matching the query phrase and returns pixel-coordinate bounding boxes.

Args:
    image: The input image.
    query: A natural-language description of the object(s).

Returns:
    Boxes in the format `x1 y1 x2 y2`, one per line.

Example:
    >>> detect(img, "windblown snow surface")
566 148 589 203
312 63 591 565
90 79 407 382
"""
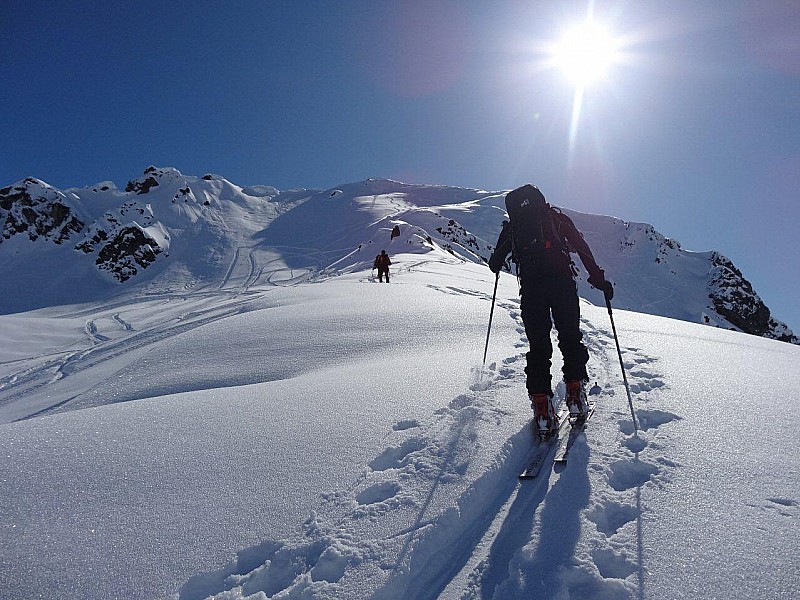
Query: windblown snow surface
1 178 798 600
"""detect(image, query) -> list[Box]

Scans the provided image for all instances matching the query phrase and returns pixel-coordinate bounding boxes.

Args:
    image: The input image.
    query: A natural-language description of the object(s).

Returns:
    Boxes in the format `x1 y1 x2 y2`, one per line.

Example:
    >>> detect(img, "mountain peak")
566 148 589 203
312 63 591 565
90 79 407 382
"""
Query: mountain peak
124 166 185 195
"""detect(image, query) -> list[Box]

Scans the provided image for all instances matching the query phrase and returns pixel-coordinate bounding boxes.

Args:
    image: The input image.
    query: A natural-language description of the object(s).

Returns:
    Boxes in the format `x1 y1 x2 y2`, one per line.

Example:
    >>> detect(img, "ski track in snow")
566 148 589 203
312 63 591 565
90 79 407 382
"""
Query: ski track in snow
0 295 259 420
181 286 683 600
83 319 110 344
112 313 134 331
219 247 241 290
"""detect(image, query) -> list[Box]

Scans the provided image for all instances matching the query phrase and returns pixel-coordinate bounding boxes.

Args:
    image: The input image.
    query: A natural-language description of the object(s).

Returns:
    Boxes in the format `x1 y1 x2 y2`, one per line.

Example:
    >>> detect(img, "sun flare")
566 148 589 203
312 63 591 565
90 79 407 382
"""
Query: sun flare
552 22 619 87
545 19 622 155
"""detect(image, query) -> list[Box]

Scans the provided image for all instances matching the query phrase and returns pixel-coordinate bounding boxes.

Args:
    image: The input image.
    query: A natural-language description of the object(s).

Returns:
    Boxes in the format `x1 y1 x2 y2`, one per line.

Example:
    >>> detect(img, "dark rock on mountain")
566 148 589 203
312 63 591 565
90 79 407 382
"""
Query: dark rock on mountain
0 178 84 244
125 176 160 195
0 176 165 284
708 252 797 343
95 225 162 282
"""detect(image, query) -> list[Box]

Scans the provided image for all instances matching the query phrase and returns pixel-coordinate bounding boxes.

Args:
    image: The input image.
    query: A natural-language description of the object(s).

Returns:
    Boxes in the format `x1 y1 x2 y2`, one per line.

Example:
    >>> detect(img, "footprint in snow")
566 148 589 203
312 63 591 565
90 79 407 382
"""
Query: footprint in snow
622 435 648 454
629 379 665 393
447 394 477 411
351 480 409 519
635 409 681 431
392 419 419 432
356 481 401 506
607 459 660 492
767 497 798 507
761 497 799 518
469 366 503 391
182 530 358 599
369 438 425 471
628 368 657 379
587 500 640 537
591 548 638 580
632 355 658 365
618 409 679 436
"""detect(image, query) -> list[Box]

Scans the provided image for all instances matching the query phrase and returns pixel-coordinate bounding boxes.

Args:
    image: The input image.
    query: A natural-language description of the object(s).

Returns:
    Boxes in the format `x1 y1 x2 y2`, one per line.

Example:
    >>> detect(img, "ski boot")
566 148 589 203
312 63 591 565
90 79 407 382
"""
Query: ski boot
531 392 558 439
565 379 589 424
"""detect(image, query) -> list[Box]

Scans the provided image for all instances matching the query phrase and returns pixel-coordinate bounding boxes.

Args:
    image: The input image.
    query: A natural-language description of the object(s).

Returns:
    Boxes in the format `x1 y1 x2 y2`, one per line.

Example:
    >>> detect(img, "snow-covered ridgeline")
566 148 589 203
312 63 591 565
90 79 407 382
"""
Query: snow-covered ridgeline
0 167 795 343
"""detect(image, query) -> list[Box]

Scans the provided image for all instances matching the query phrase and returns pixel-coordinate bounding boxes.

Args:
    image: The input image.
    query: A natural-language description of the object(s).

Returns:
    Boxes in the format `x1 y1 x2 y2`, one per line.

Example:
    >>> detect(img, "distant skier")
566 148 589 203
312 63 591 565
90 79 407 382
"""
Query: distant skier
488 184 613 436
390 224 401 240
374 250 391 283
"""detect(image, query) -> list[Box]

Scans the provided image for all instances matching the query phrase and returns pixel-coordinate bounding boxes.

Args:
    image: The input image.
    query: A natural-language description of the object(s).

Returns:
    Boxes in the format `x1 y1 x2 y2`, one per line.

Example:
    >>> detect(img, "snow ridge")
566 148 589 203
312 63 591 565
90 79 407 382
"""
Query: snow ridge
0 167 795 345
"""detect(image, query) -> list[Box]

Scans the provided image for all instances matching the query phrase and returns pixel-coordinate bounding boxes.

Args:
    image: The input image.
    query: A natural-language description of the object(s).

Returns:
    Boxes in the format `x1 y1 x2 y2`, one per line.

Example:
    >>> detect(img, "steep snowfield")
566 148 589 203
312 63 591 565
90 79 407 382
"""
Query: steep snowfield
1 254 798 600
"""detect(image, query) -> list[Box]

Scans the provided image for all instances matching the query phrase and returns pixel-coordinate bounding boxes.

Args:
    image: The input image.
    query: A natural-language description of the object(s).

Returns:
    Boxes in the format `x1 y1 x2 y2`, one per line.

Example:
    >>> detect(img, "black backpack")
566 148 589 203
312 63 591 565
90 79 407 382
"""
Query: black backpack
504 185 565 266
506 185 563 256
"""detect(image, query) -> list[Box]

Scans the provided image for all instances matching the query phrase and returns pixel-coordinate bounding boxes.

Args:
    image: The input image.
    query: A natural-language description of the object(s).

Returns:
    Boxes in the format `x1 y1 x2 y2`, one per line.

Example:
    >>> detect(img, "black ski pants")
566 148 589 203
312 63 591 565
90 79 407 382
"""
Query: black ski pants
520 273 589 395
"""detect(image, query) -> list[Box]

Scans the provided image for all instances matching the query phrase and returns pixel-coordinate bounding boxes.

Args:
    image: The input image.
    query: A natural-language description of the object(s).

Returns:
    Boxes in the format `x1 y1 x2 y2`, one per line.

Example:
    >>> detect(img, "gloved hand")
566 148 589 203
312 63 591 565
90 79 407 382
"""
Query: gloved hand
588 270 614 301
488 220 510 273
601 280 614 302
488 252 504 274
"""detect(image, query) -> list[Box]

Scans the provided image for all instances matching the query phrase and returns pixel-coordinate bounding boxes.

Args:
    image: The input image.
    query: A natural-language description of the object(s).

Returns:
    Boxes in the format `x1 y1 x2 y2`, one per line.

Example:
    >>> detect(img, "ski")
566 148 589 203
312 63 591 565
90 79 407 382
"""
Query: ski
519 408 570 479
553 400 597 464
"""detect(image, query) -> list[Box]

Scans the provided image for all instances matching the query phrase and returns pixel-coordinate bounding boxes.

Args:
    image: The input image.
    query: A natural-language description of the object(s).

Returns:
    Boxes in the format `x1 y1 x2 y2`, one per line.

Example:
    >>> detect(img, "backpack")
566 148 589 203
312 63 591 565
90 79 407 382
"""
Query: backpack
504 185 571 274
375 252 390 269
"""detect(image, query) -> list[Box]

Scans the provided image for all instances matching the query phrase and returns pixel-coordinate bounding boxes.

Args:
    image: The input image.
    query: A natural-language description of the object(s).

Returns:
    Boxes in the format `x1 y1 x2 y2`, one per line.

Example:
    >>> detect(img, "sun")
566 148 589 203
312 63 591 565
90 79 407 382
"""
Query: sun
544 19 622 154
551 21 619 87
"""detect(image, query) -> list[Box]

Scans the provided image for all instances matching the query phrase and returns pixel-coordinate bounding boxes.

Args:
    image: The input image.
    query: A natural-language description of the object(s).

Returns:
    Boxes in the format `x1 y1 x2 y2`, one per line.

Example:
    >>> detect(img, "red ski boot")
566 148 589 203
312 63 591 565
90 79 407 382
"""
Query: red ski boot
565 379 589 422
531 393 558 438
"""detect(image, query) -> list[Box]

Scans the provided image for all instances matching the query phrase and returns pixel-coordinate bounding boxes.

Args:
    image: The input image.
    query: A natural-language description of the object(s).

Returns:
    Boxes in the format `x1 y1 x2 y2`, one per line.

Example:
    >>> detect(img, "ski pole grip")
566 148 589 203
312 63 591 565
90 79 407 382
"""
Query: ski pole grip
604 290 613 315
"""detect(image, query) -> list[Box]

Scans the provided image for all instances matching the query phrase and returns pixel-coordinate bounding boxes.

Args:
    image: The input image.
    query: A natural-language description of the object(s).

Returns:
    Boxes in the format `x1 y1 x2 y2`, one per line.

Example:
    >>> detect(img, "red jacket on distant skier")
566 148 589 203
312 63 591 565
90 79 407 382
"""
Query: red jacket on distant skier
374 250 391 283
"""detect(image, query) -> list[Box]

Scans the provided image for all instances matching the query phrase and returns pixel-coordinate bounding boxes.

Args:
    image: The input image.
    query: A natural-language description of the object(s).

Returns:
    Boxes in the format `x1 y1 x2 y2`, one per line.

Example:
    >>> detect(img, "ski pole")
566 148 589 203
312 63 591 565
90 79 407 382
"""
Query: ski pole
605 292 639 433
482 271 500 369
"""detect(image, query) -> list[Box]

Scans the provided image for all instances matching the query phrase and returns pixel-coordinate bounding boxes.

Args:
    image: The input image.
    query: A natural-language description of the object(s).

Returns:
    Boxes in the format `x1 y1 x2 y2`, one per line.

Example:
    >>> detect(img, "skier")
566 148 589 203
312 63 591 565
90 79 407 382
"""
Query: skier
374 249 391 283
488 184 613 436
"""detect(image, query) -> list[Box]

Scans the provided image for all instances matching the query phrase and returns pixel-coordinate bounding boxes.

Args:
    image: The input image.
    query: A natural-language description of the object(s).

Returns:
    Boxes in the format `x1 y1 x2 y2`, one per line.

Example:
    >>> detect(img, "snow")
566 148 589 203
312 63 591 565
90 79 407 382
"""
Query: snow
1 172 799 599
1 255 799 600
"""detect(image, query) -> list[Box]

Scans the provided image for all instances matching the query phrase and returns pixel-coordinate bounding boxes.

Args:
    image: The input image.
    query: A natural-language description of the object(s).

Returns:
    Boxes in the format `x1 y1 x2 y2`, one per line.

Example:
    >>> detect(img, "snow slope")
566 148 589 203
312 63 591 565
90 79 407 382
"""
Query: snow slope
1 253 798 600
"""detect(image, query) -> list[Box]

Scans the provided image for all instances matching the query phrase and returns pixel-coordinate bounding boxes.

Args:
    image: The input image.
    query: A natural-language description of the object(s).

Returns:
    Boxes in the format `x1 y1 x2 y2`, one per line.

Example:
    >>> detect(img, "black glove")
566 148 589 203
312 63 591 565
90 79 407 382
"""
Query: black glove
488 252 504 274
601 280 614 302
588 270 614 301
488 220 510 274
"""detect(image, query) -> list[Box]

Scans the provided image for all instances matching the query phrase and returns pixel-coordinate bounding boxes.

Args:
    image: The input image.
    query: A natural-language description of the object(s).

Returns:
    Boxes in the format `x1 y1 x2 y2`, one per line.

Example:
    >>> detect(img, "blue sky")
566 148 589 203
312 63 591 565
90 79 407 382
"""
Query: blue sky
3 0 799 332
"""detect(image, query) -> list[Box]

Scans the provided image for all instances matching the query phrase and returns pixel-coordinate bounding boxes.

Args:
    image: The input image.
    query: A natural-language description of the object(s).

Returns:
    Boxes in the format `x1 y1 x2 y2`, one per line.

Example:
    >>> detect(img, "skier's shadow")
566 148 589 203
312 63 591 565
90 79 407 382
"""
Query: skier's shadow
483 436 591 599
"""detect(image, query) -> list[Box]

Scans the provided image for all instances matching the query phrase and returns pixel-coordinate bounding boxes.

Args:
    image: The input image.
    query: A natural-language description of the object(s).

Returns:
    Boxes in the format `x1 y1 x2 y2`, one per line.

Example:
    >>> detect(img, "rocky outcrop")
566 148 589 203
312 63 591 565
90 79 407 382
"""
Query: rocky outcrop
94 225 162 282
74 197 163 282
0 178 84 244
125 175 160 195
434 216 491 262
124 166 182 195
1 175 165 283
708 252 798 343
